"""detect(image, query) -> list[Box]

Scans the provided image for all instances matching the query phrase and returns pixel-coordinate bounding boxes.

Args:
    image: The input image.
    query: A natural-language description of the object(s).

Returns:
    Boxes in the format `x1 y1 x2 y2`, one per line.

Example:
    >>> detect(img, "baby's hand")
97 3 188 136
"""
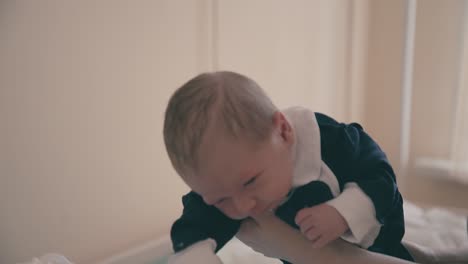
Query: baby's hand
295 203 349 249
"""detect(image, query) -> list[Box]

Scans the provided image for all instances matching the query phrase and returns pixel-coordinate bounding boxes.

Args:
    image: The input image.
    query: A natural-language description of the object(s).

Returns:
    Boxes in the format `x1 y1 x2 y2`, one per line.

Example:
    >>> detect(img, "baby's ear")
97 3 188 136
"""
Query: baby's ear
272 111 283 126
272 111 293 142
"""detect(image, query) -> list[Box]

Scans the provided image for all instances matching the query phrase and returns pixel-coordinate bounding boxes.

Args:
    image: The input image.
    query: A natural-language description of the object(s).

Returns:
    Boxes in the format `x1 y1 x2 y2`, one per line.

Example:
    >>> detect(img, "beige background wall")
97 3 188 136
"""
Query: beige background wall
216 1 352 120
406 0 468 208
1 1 199 263
364 0 468 208
364 0 406 182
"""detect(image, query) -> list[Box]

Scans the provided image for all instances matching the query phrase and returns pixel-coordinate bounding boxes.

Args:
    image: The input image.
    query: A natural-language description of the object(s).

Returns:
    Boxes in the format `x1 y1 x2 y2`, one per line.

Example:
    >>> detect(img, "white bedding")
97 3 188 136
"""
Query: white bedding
403 202 468 250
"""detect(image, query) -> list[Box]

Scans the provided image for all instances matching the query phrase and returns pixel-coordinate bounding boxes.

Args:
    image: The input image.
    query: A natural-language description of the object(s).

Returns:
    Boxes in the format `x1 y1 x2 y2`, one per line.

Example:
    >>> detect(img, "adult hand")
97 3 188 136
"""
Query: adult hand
236 212 295 260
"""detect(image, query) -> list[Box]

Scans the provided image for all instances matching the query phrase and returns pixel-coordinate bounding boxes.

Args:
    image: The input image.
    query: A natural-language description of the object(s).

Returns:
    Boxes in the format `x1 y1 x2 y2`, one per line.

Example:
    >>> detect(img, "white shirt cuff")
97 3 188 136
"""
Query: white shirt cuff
326 182 381 248
168 239 223 264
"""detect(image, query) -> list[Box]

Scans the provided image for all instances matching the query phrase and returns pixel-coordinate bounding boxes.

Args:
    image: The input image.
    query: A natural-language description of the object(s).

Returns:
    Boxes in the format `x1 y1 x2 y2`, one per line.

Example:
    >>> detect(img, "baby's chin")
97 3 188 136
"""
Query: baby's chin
226 207 271 220
228 214 250 220
250 202 281 218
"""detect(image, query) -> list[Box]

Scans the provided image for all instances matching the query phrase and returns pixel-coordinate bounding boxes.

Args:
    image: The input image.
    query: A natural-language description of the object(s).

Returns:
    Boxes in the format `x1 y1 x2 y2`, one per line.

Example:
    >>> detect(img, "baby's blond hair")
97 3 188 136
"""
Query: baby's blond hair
163 71 278 176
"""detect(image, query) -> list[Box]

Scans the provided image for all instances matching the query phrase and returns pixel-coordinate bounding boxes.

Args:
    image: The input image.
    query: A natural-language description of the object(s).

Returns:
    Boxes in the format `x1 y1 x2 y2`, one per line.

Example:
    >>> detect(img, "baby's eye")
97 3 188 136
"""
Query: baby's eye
243 176 258 187
216 198 227 204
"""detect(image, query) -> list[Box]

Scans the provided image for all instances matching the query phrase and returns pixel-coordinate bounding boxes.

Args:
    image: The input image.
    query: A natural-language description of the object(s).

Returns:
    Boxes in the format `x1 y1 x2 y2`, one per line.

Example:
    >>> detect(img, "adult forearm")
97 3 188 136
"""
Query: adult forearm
267 217 413 264
237 213 414 264
287 237 414 264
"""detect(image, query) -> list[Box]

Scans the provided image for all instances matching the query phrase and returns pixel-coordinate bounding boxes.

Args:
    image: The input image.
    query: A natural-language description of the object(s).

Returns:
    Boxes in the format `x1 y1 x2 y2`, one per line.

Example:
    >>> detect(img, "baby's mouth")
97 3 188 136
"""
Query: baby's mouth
277 189 295 207
267 199 284 213
255 190 297 215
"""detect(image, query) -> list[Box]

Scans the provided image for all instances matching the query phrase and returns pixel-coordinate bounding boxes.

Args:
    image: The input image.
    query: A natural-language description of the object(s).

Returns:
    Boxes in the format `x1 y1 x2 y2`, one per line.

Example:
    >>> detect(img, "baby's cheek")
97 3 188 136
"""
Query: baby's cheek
215 203 228 213
270 181 289 198
217 204 239 219
258 186 278 202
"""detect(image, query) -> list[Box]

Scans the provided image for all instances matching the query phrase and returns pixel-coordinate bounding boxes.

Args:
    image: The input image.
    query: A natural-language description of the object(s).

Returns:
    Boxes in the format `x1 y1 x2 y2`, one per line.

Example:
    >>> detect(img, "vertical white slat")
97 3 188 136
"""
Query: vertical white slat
399 0 417 192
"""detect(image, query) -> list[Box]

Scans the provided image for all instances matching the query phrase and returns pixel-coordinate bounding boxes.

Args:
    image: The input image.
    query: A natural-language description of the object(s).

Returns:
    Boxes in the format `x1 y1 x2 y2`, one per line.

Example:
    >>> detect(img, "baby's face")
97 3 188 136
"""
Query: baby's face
185 113 295 220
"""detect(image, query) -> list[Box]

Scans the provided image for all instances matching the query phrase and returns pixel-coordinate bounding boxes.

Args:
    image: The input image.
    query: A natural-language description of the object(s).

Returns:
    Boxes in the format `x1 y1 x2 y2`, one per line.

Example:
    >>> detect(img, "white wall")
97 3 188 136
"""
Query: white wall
406 0 468 208
1 1 202 263
364 0 406 181
364 0 468 208
0 1 359 263
216 0 353 120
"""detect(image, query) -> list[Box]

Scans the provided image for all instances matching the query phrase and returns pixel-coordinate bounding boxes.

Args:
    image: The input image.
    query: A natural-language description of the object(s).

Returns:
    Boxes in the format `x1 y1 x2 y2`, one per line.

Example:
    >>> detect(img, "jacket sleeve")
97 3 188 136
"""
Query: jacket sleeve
317 113 404 246
334 121 402 224
317 112 402 224
171 191 241 253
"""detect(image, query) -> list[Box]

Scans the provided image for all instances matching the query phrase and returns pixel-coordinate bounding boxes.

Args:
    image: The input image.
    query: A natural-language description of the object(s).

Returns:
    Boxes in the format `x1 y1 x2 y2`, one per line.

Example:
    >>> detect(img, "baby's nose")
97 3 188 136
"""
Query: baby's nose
233 196 256 216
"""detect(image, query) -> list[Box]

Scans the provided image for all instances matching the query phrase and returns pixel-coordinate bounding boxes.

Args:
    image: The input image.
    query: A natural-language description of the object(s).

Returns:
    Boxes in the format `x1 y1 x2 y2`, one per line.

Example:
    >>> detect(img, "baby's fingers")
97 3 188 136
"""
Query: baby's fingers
298 215 316 233
295 207 314 226
303 226 321 242
311 234 332 249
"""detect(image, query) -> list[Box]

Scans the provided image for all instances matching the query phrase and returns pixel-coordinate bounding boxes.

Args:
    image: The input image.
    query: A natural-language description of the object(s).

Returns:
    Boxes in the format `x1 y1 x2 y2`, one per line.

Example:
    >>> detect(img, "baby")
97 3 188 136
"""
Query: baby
163 71 414 263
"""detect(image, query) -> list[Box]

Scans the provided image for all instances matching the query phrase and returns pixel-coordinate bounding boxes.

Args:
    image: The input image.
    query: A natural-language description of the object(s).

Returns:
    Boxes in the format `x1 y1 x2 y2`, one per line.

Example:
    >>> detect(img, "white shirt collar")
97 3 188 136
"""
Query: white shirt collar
283 107 322 187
